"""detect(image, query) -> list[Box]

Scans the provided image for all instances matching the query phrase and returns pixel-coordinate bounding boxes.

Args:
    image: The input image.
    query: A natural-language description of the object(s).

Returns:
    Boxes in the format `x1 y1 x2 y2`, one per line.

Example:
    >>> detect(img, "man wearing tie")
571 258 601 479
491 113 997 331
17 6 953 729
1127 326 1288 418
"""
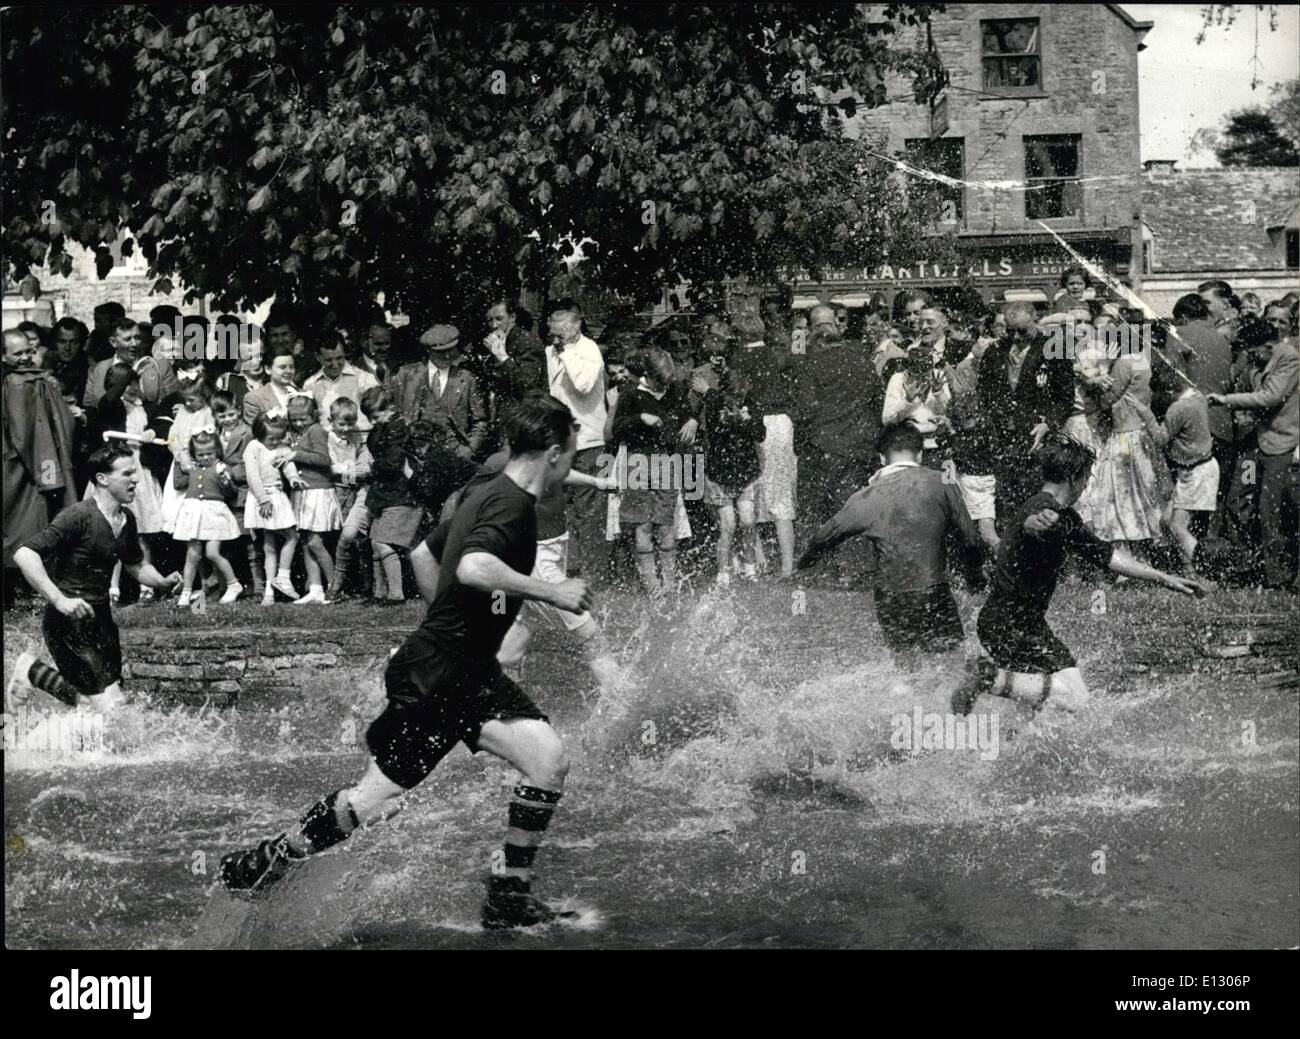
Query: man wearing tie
353 320 396 385
390 324 488 460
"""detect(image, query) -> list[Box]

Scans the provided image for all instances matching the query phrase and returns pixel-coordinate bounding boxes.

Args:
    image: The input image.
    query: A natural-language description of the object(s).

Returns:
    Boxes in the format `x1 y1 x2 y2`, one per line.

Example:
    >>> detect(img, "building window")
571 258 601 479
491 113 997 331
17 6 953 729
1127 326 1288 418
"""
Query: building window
981 19 1041 92
1024 135 1082 220
904 137 965 224
1287 229 1299 269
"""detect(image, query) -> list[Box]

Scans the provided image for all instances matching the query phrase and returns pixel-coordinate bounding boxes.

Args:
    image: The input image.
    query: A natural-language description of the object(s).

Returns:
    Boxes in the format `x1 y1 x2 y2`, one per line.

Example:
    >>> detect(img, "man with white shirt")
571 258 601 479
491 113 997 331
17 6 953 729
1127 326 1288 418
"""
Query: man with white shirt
84 319 177 408
304 338 378 431
545 304 607 576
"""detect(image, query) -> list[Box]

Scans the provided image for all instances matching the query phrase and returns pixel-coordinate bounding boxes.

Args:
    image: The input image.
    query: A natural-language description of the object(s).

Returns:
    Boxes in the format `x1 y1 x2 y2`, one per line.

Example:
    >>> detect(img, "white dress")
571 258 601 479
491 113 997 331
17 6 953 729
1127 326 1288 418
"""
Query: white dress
160 404 214 533
243 440 298 531
86 403 167 534
293 487 344 532
171 467 241 542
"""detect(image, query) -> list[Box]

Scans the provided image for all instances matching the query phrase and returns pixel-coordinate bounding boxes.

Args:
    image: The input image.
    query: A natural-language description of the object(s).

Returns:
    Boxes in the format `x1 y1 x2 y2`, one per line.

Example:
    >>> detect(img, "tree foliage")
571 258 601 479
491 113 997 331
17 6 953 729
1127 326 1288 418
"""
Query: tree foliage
1266 78 1300 150
2 4 946 319
1189 106 1300 167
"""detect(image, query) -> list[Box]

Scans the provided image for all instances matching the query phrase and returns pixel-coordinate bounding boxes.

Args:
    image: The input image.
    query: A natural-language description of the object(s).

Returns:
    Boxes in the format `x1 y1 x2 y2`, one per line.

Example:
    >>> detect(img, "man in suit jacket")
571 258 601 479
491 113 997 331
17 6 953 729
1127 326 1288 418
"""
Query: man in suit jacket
473 299 548 405
793 305 885 582
976 301 1074 518
1209 317 1299 589
84 319 178 409
388 324 488 460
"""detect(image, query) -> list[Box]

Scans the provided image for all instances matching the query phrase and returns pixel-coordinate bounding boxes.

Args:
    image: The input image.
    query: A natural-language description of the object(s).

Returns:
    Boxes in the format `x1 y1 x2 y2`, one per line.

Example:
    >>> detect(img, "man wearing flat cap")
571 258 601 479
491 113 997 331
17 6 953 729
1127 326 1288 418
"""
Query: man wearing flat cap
389 323 488 460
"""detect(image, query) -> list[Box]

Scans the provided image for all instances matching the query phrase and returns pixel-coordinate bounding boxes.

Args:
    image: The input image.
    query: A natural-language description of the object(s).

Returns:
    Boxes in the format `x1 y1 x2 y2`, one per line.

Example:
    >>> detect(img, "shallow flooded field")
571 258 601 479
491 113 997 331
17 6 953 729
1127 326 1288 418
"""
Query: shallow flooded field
5 583 1297 949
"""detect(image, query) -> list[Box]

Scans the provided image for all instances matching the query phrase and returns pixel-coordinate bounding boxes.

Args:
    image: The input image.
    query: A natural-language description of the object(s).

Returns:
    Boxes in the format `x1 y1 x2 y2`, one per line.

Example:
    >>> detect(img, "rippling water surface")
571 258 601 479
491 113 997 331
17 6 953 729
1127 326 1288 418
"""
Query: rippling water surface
5 585 1297 949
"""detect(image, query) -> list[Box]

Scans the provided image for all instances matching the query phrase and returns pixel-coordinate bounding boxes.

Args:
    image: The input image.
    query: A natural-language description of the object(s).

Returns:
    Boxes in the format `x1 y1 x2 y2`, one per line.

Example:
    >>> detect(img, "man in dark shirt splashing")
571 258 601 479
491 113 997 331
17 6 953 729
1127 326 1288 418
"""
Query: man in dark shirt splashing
221 396 595 930
955 434 1203 718
7 443 182 717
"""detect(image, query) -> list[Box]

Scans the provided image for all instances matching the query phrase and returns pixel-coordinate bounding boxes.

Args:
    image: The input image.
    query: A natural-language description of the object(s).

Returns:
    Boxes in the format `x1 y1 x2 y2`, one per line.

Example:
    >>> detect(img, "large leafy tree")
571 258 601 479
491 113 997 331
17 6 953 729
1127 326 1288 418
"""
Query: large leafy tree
1189 107 1300 167
2 4 946 320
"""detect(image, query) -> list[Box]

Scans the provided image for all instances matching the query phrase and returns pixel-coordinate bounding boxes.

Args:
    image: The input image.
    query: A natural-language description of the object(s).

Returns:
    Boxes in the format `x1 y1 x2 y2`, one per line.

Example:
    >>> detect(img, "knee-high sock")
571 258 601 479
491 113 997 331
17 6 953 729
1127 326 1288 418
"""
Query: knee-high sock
497 784 563 890
374 543 403 600
330 538 353 593
285 790 359 857
25 659 83 707
246 539 265 593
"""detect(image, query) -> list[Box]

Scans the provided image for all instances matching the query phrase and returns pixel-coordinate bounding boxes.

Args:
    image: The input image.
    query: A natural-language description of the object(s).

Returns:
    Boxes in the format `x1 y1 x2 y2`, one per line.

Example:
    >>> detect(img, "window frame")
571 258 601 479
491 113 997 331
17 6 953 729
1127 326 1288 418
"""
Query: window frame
980 18 1043 96
1286 228 1299 270
1023 134 1084 223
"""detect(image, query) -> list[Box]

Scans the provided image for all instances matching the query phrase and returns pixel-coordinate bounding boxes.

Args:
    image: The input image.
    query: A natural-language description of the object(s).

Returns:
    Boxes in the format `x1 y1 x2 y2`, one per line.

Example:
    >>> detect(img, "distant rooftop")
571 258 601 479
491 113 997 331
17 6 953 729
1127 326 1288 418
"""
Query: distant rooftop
1142 166 1300 272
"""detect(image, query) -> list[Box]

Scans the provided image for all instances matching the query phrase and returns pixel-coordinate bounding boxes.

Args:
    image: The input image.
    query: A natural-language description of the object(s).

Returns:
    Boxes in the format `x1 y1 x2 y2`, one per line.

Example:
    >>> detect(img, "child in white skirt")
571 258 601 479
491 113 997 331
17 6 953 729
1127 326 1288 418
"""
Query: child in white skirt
172 430 243 606
161 379 215 535
285 394 342 604
244 411 305 605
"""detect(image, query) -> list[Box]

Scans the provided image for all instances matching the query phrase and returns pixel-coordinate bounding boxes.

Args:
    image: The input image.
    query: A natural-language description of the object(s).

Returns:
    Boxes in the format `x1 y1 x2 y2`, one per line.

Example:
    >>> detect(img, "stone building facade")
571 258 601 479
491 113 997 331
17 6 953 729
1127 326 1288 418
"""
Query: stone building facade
793 3 1152 312
1 233 201 329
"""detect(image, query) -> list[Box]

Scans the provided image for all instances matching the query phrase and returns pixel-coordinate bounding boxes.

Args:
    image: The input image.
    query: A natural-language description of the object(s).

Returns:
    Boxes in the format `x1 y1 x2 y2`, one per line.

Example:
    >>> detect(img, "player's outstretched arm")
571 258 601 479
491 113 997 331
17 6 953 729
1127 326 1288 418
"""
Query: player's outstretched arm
457 551 594 613
1108 548 1204 598
796 491 871 571
564 467 617 492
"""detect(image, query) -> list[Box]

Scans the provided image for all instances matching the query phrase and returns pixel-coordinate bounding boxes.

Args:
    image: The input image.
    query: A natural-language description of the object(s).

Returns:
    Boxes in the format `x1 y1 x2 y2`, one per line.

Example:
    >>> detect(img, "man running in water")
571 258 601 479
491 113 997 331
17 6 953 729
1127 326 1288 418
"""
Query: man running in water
220 395 594 930
954 434 1203 716
796 423 987 677
416 440 623 697
6 443 182 716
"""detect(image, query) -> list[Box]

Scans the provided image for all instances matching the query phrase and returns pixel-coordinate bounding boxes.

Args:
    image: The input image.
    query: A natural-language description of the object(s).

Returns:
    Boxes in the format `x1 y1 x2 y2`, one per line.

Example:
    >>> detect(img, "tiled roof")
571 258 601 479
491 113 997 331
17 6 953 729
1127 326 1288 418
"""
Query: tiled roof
1142 166 1300 272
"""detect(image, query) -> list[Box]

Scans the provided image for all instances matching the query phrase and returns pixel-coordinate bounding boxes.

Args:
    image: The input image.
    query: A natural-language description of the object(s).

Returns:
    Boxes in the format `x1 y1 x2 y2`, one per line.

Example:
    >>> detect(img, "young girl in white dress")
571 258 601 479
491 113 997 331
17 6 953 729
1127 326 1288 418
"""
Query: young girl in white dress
171 430 243 606
244 411 305 605
285 394 342 604
161 379 215 535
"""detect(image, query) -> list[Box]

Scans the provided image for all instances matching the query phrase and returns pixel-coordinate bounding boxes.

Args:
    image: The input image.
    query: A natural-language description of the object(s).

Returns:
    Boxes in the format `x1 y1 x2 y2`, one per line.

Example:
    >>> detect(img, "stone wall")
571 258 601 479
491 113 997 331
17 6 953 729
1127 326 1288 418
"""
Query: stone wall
120 627 411 708
1127 613 1297 687
118 611 1296 709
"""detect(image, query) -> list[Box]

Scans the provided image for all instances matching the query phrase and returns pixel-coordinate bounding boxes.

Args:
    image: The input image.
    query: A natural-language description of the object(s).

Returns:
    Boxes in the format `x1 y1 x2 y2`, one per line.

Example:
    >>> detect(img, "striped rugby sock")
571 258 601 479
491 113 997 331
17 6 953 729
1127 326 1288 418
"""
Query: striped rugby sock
500 784 563 888
26 660 82 707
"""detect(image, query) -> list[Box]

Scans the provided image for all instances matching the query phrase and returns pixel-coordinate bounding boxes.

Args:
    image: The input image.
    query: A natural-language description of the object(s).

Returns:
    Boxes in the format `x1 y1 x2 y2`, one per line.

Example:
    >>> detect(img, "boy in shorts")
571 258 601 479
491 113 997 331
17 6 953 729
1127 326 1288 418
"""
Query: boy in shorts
955 434 1203 716
417 440 623 696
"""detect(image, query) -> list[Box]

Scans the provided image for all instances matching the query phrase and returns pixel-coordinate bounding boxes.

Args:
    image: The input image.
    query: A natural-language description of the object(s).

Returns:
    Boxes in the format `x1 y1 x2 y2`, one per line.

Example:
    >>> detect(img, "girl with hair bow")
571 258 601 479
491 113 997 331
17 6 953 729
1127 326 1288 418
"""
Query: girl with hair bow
172 428 243 606
157 376 214 587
